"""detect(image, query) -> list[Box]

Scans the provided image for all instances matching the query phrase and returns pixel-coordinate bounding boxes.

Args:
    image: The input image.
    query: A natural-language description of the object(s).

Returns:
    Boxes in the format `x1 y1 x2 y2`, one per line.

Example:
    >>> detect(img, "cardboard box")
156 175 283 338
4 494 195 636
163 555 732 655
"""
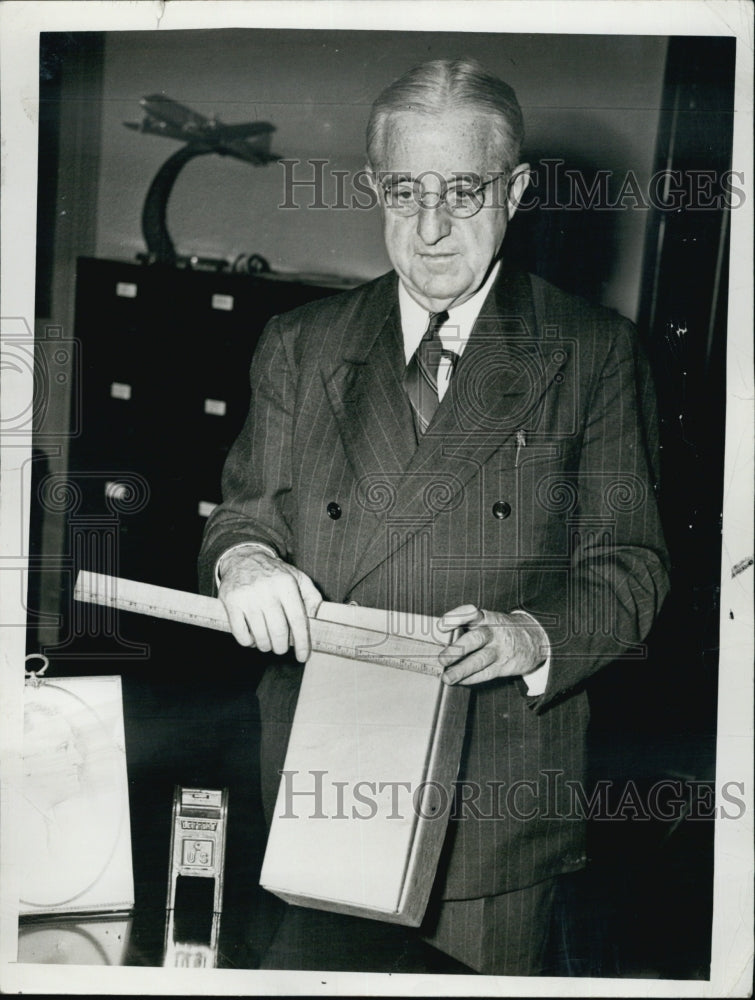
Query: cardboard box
260 605 469 926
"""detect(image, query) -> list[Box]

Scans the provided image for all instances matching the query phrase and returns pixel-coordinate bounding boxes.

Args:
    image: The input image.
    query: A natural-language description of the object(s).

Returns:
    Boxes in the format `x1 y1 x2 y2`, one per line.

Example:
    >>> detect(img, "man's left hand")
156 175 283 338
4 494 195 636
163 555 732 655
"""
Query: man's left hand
437 605 547 685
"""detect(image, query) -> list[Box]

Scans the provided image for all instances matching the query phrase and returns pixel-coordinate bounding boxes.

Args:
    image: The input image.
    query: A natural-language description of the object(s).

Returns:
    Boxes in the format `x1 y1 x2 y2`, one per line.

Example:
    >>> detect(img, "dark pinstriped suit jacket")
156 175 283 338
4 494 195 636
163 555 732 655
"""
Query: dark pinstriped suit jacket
198 266 670 901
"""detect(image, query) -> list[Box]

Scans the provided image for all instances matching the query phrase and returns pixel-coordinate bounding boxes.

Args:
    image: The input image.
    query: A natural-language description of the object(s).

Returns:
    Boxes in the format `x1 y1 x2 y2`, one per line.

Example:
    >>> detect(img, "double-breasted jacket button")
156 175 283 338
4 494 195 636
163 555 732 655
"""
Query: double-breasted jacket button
327 501 342 520
492 500 512 520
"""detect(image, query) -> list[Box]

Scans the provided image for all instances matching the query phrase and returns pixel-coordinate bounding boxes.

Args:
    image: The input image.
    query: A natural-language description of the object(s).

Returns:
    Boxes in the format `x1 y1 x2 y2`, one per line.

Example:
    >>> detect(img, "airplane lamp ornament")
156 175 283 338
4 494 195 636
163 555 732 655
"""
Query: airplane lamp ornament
124 95 281 267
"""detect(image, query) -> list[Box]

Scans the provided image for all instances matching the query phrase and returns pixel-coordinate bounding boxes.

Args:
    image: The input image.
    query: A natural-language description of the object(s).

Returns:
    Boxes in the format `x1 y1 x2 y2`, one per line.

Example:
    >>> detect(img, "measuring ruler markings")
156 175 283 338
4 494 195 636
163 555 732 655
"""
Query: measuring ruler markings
74 571 447 678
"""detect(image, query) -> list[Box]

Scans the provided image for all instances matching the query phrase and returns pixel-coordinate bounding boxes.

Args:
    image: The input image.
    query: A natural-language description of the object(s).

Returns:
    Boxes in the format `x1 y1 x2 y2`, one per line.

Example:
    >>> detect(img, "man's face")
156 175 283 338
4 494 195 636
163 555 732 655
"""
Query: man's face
23 709 84 809
373 110 528 312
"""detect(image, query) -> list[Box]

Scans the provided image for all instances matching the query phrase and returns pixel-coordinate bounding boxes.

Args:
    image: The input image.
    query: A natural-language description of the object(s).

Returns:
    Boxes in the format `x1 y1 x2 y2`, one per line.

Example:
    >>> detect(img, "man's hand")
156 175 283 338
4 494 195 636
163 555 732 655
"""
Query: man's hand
436 605 547 685
217 548 322 662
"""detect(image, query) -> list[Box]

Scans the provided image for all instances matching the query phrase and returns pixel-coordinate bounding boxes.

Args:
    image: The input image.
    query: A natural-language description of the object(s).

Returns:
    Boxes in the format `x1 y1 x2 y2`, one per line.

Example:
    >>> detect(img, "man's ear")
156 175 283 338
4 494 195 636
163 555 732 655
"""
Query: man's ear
364 162 380 196
506 164 531 220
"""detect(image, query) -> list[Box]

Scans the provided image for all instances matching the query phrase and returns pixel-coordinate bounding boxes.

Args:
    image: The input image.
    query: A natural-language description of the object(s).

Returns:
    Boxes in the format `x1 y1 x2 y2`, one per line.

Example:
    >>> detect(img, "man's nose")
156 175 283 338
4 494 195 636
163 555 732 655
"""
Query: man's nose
415 202 452 244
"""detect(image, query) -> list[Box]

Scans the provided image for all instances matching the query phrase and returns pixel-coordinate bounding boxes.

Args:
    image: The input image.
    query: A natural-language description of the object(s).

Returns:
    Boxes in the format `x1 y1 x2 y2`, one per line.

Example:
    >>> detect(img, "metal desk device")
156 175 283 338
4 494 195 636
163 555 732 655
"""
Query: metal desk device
163 786 228 968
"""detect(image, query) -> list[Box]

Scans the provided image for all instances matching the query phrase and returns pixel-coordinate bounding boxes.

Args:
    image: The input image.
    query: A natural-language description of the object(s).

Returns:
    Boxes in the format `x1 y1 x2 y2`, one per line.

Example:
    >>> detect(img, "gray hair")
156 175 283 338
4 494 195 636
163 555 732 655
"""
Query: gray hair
366 58 525 173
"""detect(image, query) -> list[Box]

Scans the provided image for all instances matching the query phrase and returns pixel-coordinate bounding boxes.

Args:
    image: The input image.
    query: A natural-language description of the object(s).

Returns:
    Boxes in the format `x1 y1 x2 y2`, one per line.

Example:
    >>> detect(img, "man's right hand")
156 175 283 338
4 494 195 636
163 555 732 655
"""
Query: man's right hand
217 548 322 663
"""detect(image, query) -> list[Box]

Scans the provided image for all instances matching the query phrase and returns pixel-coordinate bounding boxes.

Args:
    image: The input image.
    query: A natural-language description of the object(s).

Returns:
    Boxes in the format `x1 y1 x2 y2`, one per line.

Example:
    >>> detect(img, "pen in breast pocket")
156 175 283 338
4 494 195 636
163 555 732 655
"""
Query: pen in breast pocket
515 429 526 467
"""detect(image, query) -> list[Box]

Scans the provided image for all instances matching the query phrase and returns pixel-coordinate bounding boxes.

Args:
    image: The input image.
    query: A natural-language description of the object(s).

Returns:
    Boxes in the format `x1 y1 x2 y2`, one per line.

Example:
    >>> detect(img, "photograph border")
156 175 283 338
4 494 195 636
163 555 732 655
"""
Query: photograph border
1 2 752 995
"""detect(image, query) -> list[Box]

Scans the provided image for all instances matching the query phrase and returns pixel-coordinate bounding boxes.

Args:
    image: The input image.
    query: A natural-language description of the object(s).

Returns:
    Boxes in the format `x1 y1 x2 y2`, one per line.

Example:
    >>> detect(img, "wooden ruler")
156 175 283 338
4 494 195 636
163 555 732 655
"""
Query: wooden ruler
73 571 448 678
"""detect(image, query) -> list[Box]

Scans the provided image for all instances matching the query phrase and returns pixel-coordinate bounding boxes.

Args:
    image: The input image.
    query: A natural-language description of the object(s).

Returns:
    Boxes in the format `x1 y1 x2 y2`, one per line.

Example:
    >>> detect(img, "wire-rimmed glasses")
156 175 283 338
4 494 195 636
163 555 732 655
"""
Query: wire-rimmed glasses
379 171 509 218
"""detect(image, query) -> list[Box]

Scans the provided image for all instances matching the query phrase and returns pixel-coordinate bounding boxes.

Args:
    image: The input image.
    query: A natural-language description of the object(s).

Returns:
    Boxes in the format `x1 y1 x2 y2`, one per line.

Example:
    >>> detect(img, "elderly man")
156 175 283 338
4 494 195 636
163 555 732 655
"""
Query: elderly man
199 59 669 975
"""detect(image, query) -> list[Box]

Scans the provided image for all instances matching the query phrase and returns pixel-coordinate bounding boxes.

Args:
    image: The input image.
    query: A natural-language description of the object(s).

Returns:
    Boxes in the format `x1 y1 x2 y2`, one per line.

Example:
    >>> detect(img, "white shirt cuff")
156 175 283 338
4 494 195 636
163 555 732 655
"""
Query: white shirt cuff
522 658 551 696
509 610 551 696
214 541 278 589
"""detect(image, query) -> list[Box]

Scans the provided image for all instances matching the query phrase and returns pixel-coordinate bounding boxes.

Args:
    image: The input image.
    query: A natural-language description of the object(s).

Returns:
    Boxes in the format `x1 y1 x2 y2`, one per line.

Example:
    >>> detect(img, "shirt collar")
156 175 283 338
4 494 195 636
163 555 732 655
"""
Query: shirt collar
398 260 502 363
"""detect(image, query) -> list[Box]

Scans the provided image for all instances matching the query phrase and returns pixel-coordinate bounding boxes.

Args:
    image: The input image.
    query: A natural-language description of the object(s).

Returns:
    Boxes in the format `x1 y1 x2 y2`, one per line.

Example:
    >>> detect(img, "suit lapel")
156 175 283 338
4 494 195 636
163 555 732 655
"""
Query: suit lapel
341 267 566 596
322 275 417 494
403 267 543 476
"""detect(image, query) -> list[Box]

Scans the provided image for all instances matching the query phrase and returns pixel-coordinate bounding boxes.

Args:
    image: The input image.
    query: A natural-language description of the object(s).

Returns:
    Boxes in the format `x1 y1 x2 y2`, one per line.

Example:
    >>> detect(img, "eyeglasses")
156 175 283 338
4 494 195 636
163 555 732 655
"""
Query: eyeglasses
379 172 508 219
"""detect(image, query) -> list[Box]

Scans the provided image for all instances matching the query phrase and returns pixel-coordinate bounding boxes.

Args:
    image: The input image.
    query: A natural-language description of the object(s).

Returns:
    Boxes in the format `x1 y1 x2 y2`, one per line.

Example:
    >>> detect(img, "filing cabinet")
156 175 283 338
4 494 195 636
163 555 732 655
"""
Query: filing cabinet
57 257 346 664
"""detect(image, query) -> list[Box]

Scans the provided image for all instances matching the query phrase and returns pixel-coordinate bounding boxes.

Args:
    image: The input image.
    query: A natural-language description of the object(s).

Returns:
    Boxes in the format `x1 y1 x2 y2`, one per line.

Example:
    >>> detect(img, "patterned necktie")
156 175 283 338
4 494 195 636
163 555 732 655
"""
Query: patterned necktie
404 309 454 435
